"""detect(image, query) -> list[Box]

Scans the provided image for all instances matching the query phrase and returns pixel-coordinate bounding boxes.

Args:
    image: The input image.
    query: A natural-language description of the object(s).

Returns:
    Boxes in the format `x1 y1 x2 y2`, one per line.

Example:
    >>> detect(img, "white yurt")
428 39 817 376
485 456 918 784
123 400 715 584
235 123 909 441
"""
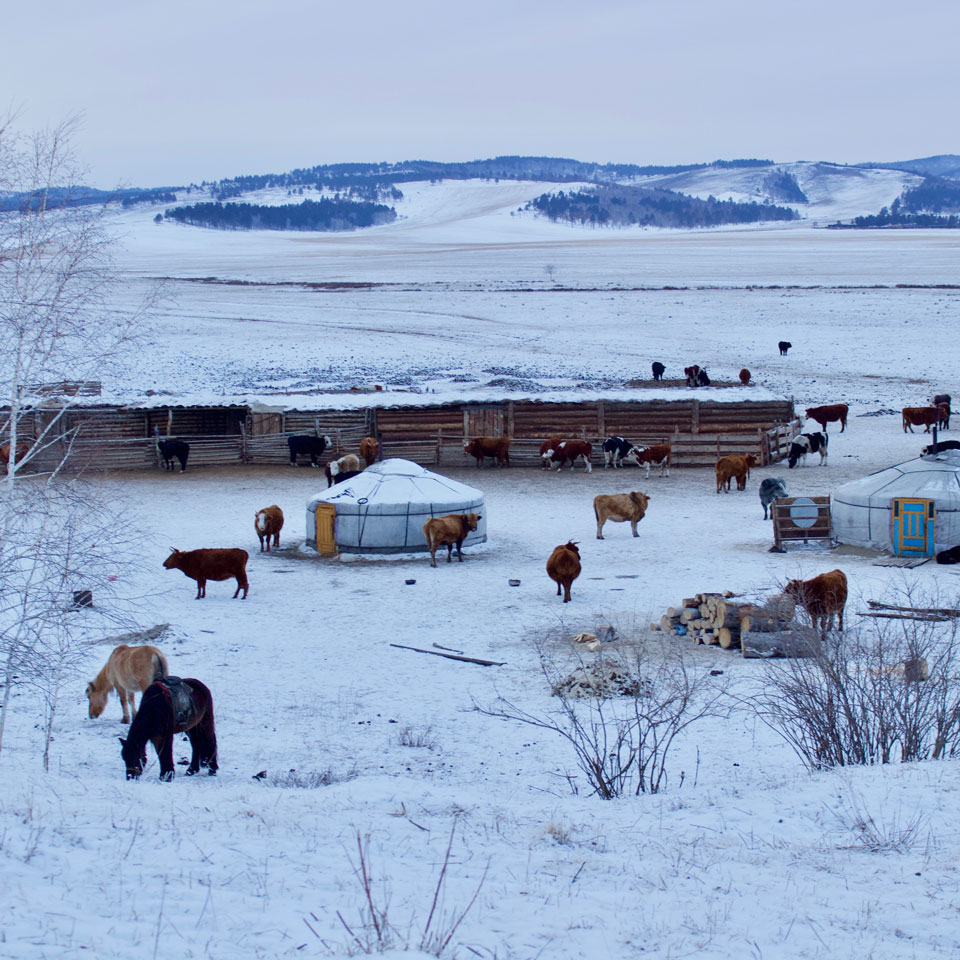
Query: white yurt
305 458 486 555
832 450 960 555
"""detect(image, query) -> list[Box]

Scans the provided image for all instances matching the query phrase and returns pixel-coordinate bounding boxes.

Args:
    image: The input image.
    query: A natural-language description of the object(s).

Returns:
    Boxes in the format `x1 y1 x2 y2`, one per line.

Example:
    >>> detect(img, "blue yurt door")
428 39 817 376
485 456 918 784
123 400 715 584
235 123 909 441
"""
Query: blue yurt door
891 498 936 555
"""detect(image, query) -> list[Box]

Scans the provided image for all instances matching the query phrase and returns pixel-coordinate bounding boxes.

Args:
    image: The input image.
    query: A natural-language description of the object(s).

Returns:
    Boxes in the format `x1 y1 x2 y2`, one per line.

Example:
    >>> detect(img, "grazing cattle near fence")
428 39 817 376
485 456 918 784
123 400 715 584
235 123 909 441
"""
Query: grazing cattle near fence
163 548 249 599
632 443 671 478
684 364 710 387
922 440 960 456
287 434 332 467
539 437 564 470
805 404 848 433
932 394 951 429
902 406 946 434
651 361 665 381
784 569 848 637
423 513 481 567
255 505 284 552
546 542 581 602
157 439 189 472
594 491 650 539
715 454 756 493
602 436 642 469
544 439 593 472
788 432 828 468
87 644 169 723
359 436 379 466
463 436 511 467
778 341 792 355
119 677 218 781
759 478 787 520
739 368 751 386
326 454 361 486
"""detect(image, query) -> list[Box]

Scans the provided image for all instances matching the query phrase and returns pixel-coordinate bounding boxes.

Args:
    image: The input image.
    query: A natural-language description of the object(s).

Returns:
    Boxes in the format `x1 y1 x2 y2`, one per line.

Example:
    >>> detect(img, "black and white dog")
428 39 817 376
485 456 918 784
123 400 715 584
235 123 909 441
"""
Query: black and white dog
922 440 960 457
787 432 828 469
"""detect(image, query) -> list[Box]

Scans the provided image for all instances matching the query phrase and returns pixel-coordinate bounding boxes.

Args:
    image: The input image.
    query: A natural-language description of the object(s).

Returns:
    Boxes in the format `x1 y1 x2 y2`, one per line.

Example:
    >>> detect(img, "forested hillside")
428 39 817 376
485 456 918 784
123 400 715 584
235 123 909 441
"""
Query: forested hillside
162 197 397 231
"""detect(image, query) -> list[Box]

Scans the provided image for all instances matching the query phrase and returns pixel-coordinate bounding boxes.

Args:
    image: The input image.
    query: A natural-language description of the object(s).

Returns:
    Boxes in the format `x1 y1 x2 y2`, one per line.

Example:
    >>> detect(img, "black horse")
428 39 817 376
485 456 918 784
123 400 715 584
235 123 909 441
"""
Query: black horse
119 677 218 781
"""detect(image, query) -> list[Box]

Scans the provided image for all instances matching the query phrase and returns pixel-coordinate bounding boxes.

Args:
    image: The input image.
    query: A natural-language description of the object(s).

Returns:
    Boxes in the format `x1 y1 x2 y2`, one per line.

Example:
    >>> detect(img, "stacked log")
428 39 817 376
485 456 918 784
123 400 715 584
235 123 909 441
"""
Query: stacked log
737 594 819 658
653 590 748 647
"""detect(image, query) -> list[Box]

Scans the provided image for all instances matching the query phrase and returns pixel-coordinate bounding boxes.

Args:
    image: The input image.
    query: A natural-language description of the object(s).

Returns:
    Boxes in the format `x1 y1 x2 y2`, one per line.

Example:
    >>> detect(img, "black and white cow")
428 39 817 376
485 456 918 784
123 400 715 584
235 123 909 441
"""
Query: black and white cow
651 361 665 381
922 439 960 457
759 477 787 520
787 432 828 469
157 439 190 473
287 434 333 467
602 436 642 469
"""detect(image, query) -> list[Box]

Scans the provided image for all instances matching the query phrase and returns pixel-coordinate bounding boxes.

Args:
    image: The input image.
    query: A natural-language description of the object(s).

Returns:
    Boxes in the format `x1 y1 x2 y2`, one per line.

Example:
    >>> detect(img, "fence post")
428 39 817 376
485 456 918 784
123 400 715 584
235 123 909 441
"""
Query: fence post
239 421 248 464
436 428 442 465
691 399 700 435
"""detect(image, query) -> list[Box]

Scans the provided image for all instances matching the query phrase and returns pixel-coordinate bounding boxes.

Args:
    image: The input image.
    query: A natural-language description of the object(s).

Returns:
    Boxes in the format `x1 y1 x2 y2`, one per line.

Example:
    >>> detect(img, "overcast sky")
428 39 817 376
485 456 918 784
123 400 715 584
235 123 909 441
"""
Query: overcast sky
4 0 958 188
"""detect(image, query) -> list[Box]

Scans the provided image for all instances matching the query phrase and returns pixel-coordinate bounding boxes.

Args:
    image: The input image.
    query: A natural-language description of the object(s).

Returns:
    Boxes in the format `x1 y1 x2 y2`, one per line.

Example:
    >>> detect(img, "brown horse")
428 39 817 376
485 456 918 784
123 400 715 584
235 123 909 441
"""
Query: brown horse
87 644 169 723
120 677 218 781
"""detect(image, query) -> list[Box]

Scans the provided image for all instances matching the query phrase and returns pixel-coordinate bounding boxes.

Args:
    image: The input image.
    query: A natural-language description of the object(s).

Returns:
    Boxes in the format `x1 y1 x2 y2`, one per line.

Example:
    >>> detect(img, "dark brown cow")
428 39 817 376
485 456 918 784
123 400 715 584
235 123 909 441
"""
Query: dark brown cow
422 513 481 567
805 404 848 433
544 439 592 472
784 569 847 637
902 406 946 434
739 368 751 385
547 542 581 602
163 548 249 599
463 437 510 467
254 505 284 552
932 394 951 429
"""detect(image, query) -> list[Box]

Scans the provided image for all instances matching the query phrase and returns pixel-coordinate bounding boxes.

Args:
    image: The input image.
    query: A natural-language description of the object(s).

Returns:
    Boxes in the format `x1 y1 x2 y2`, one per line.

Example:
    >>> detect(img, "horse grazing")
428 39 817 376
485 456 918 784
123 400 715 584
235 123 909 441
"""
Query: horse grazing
119 677 218 781
87 644 169 723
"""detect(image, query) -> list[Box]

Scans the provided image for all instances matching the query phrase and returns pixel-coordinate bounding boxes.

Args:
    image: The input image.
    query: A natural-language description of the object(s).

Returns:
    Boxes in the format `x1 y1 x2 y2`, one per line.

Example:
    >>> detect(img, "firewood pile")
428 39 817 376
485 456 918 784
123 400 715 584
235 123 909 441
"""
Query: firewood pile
651 590 818 657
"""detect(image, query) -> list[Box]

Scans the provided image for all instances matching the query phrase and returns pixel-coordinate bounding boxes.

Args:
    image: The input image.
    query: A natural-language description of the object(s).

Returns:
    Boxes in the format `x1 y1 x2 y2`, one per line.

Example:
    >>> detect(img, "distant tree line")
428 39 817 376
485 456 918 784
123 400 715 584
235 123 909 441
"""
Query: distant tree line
204 156 776 201
162 198 397 231
523 185 798 228
898 178 960 213
828 210 960 229
0 185 182 212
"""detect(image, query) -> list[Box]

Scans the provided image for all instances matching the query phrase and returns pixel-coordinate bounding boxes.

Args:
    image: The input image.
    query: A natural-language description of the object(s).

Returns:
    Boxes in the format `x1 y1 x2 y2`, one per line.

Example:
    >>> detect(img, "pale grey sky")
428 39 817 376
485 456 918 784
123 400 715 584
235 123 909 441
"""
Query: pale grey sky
5 0 958 188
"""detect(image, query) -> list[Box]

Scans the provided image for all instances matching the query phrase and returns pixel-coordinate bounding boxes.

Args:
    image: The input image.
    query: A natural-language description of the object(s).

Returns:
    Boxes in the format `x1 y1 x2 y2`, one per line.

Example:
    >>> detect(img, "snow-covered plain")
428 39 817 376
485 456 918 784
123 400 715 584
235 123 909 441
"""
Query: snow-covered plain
4 178 960 959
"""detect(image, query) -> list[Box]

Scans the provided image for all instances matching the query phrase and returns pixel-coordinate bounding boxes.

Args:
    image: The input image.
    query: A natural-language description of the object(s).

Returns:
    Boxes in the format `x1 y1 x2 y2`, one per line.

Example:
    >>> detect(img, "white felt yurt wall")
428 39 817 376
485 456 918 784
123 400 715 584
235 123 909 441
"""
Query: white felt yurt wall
832 451 960 553
306 458 486 555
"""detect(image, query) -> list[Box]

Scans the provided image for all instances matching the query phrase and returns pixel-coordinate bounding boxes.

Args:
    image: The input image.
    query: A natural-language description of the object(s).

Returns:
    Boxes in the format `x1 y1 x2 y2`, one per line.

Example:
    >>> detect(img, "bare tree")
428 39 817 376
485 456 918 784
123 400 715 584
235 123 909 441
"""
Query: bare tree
0 117 156 760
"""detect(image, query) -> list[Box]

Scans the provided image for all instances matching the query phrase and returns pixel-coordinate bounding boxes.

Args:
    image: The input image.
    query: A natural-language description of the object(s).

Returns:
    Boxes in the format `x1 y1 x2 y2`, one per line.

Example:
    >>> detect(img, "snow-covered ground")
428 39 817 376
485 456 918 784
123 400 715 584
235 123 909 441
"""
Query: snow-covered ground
4 180 960 959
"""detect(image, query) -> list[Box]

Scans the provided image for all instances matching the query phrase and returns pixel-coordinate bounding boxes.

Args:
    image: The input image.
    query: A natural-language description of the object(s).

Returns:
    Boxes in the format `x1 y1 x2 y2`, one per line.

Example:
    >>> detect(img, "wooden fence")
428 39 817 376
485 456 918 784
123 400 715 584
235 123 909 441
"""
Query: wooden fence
3 397 798 473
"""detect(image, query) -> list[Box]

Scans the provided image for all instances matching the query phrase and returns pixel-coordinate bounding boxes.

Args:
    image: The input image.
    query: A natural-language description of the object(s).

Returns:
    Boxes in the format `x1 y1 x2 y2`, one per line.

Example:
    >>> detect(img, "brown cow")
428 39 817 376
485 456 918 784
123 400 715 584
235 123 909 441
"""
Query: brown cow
632 443 671 478
463 437 510 467
805 404 848 433
163 548 249 599
539 437 564 470
902 406 946 434
423 513 481 567
359 436 379 467
932 394 951 429
255 505 284 552
544 439 592 472
715 454 757 493
784 569 847 637
0 441 30 468
86 644 169 723
547 541 581 602
739 368 751 385
594 491 650 539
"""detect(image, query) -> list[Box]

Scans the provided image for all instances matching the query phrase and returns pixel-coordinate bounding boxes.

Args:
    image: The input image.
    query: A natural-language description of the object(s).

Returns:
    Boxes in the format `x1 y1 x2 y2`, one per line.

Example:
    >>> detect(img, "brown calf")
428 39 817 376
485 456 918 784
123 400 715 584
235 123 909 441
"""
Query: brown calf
86 644 169 723
163 548 249 599
594 491 650 539
464 437 511 467
539 437 564 470
784 569 848 637
255 505 284 552
739 368 751 385
547 541 581 602
902 406 946 434
423 513 481 567
715 454 757 493
359 436 379 467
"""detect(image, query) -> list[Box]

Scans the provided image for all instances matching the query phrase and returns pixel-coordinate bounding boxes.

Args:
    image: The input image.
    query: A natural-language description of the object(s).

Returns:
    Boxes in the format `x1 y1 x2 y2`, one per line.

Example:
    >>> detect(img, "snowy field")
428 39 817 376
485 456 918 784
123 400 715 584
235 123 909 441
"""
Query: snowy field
4 180 960 959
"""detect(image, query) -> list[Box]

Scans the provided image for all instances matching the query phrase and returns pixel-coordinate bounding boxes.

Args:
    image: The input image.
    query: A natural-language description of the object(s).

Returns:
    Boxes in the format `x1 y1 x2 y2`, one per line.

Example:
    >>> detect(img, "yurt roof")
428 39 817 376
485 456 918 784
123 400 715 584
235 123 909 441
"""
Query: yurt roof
307 459 484 514
834 451 960 510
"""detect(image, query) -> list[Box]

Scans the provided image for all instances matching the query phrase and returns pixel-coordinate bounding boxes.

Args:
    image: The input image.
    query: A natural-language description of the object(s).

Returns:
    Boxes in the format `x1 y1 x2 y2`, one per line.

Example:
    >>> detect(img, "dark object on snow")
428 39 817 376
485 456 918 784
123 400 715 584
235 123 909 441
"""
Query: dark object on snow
759 478 787 520
157 439 189 472
72 589 93 609
778 341 792 355
651 361 665 381
936 545 960 564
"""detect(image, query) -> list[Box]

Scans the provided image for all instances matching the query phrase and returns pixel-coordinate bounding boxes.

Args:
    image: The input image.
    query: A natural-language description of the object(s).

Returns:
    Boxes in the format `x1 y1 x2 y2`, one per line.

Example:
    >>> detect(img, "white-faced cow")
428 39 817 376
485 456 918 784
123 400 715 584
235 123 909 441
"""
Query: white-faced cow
632 443 671 478
287 434 333 467
544 440 592 472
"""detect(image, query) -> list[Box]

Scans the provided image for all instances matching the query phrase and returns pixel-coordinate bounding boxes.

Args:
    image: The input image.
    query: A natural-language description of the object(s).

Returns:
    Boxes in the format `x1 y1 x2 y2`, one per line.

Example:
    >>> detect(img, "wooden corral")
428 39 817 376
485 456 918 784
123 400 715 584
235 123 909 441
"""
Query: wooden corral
3 397 797 473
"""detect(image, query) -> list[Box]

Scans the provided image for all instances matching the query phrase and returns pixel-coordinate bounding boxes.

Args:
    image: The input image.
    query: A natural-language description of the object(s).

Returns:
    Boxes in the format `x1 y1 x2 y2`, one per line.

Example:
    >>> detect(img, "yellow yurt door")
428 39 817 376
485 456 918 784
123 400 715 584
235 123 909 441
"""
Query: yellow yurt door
314 503 337 555
891 498 935 555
